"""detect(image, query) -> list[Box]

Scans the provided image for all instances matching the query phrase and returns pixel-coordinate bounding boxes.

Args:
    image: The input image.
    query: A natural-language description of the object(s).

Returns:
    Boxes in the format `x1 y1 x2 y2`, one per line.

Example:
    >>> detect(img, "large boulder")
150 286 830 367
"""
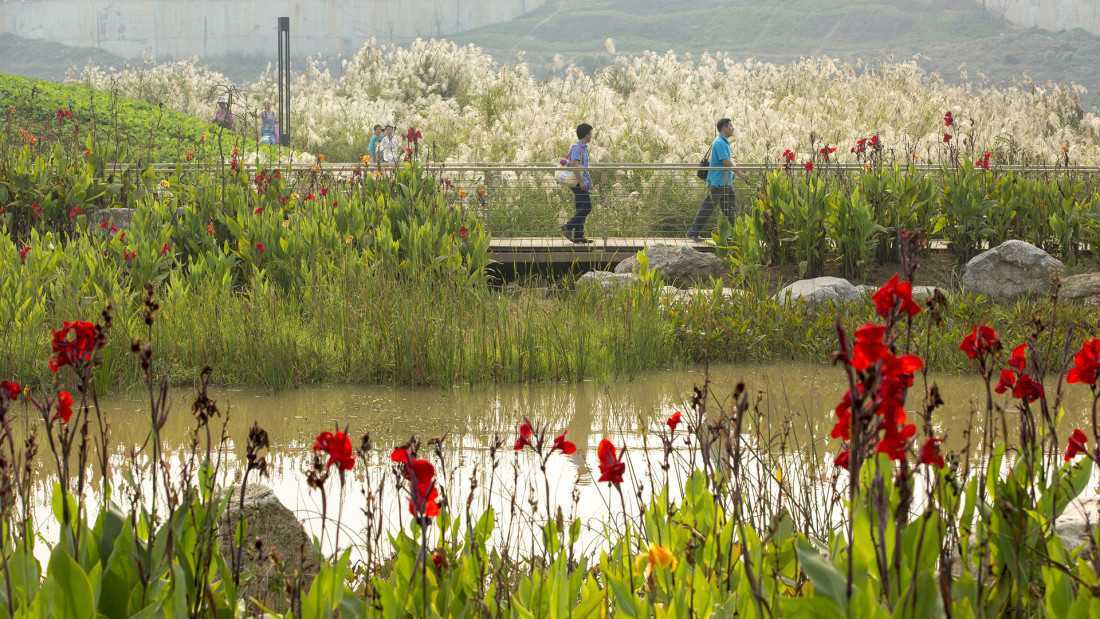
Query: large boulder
613 246 726 288
577 271 639 290
1059 272 1100 306
660 286 745 305
775 277 860 305
961 240 1064 300
220 484 317 612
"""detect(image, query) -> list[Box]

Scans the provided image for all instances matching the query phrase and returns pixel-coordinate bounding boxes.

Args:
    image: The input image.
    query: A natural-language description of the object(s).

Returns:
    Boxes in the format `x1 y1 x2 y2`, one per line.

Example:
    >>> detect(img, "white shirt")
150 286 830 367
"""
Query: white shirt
379 136 401 164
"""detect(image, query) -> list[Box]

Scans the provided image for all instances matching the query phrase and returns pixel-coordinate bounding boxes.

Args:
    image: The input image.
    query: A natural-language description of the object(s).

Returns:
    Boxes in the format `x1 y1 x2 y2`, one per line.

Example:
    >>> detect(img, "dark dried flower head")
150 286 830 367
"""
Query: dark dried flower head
247 422 270 477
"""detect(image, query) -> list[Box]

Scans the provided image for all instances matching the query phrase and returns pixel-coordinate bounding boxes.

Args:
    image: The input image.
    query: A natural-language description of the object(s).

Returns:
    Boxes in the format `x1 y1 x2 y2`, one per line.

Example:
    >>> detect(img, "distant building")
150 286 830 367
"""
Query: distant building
0 0 547 59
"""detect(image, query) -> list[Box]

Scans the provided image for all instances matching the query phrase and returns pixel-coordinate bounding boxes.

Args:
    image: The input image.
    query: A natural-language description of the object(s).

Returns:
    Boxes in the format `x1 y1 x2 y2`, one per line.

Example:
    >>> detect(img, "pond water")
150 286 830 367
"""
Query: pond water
13 362 1097 557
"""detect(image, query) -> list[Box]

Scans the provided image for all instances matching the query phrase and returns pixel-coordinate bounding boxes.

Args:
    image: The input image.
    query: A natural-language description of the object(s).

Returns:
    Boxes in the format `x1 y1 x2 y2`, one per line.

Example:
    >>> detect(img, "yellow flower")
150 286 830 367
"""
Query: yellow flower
290 192 300 202
457 189 468 199
345 234 354 245
361 154 371 165
159 179 170 189
1061 143 1070 154
635 544 677 577
317 153 327 162
281 219 290 229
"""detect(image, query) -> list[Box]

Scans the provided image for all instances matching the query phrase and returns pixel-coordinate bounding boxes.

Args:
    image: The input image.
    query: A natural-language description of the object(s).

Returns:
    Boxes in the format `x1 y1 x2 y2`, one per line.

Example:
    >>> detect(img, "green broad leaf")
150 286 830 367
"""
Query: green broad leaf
44 546 95 619
796 540 847 611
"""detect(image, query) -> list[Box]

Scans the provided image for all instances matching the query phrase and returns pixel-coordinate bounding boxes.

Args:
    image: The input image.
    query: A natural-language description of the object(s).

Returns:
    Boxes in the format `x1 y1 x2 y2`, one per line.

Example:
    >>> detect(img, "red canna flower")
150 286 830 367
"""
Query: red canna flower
834 449 850 470
597 439 625 485
667 411 682 432
1012 373 1044 403
405 457 440 519
975 152 992 170
313 430 356 471
18 246 30 264
850 323 889 371
255 242 266 254
49 321 99 373
432 551 448 570
803 160 814 173
0 380 20 401
122 249 136 262
1065 428 1088 461
160 243 171 257
869 134 880 149
830 384 864 441
459 225 469 240
254 207 263 215
782 148 796 163
994 369 1016 394
320 187 329 197
875 418 916 461
852 137 867 154
185 150 194 161
305 193 316 202
99 219 110 230
552 432 576 455
872 274 921 318
55 390 74 423
31 202 42 220
943 111 954 127
943 133 952 143
514 418 534 451
390 447 410 463
818 145 837 161
918 437 945 468
960 325 1000 360
68 206 84 220
1008 344 1028 371
1067 339 1100 386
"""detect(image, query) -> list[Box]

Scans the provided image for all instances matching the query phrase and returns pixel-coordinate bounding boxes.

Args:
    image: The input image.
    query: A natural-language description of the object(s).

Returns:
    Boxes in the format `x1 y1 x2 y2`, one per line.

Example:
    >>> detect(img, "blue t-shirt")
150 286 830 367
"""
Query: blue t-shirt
368 135 380 159
707 135 733 188
569 142 591 190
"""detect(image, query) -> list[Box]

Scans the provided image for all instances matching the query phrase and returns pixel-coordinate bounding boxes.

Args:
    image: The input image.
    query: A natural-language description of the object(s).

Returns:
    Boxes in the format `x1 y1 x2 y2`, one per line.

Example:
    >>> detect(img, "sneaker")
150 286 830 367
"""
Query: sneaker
573 236 594 245
560 225 576 242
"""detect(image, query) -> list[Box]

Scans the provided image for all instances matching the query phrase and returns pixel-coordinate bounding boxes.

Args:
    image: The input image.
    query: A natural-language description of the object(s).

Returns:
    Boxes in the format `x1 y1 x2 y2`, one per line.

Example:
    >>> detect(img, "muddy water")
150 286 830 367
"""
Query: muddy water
15 363 1097 553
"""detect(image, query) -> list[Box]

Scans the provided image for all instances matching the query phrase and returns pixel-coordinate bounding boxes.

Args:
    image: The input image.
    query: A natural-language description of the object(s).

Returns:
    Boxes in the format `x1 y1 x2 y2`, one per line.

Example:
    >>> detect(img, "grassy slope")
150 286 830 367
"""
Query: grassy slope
456 0 1100 108
0 72 266 161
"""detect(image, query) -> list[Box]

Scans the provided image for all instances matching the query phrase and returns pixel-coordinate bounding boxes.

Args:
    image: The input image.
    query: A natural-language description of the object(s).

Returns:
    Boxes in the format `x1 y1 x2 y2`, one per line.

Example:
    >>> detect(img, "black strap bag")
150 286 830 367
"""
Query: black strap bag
697 145 713 181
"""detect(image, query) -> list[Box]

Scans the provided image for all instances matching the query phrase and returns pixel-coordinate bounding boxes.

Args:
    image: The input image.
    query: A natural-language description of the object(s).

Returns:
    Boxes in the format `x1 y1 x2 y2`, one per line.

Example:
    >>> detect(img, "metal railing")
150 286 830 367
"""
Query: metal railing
103 161 1100 243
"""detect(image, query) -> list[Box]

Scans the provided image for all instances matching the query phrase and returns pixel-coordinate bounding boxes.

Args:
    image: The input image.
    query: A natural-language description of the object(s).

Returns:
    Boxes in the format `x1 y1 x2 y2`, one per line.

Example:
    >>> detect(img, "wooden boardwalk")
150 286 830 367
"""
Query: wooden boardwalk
489 237 713 266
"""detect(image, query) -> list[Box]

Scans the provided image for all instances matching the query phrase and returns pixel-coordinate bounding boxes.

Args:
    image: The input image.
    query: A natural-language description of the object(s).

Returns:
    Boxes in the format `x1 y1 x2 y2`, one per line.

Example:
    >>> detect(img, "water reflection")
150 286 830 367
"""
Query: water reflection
12 363 1097 556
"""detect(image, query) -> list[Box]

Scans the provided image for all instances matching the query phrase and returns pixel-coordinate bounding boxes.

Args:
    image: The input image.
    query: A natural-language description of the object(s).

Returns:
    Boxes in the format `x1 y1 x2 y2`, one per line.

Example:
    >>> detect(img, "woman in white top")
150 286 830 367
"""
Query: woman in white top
379 125 401 164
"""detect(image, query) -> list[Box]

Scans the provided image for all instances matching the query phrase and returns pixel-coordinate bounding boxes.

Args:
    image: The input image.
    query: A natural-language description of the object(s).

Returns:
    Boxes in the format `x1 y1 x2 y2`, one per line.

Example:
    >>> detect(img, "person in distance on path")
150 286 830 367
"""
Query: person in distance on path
562 123 595 244
688 118 739 241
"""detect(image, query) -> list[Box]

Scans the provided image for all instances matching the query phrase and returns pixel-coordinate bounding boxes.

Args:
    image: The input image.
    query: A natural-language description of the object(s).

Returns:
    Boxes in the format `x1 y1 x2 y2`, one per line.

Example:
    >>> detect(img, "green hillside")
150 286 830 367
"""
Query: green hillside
456 0 1100 109
0 72 270 162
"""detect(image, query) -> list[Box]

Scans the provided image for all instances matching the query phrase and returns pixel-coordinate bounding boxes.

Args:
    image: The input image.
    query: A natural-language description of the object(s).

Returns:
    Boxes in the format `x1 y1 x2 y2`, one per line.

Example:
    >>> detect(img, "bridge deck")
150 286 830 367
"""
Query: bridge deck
489 237 712 265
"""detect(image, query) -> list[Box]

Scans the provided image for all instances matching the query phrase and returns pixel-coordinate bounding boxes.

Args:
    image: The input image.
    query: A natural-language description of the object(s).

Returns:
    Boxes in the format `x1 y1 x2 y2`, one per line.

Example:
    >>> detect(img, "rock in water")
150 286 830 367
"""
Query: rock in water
613 246 726 288
961 240 1064 300
775 277 860 305
577 271 640 290
220 484 317 612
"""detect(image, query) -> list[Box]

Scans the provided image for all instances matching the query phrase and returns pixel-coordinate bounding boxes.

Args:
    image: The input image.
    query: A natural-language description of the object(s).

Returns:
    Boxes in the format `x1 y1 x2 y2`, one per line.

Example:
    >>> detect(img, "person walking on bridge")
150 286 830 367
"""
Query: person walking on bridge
688 118 739 241
561 123 594 244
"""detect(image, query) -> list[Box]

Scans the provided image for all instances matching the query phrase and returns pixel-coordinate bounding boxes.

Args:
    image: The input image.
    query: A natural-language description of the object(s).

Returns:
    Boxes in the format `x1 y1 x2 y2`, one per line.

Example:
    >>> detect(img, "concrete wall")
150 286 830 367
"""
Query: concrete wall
0 0 547 58
977 0 1100 36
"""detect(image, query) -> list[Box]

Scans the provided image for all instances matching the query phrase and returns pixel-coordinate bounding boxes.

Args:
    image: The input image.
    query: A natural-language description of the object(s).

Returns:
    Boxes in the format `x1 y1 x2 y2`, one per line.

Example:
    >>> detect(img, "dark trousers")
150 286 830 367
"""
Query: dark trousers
688 185 737 237
565 187 592 238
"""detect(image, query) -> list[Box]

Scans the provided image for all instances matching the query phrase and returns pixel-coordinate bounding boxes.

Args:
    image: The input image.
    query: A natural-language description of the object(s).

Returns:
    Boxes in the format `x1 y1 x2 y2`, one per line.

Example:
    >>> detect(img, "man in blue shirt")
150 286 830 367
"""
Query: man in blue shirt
367 125 383 164
562 123 594 244
688 118 738 240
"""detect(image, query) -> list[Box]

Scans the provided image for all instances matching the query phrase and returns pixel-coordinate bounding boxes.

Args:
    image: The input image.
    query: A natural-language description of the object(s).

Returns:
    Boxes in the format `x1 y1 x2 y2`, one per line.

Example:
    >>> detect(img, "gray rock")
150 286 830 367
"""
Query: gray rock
1059 272 1100 305
577 271 640 290
961 240 1064 300
660 287 745 305
220 484 317 612
1056 497 1100 553
776 277 860 305
92 208 135 230
613 246 726 288
856 285 876 297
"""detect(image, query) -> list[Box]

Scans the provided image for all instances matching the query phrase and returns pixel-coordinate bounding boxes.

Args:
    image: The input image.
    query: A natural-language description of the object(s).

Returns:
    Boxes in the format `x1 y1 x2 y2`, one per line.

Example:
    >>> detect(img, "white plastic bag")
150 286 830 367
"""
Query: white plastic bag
556 170 579 187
